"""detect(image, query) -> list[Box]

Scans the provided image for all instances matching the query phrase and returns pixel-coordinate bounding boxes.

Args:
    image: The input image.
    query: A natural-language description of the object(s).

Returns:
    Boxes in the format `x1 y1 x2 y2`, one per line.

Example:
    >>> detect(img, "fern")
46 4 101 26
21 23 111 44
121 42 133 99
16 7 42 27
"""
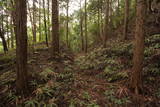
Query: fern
24 99 39 107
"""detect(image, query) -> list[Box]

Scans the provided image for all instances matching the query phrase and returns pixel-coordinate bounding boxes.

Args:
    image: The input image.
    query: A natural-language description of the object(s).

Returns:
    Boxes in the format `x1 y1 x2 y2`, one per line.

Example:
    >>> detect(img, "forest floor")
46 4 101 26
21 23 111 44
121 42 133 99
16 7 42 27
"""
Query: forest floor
0 35 160 107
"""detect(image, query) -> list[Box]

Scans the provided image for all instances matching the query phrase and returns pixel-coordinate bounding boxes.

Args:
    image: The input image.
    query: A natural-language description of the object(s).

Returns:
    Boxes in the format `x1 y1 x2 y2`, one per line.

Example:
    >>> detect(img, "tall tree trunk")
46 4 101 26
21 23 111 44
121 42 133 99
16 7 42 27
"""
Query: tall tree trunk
84 0 88 53
109 0 113 29
66 0 69 48
97 0 101 42
0 28 8 53
52 0 59 56
80 0 84 51
47 0 51 41
0 12 8 53
39 0 42 41
10 18 14 48
15 0 28 94
27 1 35 47
130 0 146 94
123 0 129 40
103 0 109 47
117 0 120 15
116 0 120 27
100 0 104 42
6 16 10 49
33 0 37 45
43 0 49 47
10 0 16 41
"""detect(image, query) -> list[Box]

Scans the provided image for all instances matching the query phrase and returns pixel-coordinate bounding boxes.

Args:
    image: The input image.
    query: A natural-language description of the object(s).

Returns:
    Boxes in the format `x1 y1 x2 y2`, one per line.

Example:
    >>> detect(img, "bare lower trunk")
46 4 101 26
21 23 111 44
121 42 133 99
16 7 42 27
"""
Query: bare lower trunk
43 0 49 47
0 28 8 53
33 0 37 44
39 0 42 42
123 0 129 40
10 17 14 48
47 0 51 41
84 0 88 53
100 1 104 42
103 0 109 47
97 0 101 42
52 0 59 56
66 0 69 48
15 0 28 95
80 0 84 51
130 0 146 94
6 16 10 49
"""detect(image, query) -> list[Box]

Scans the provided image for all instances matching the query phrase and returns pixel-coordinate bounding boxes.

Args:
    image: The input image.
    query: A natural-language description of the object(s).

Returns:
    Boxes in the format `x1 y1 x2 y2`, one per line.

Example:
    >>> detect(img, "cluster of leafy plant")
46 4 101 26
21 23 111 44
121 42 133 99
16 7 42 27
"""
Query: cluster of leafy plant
143 34 160 83
0 67 76 107
26 68 75 106
104 86 131 106
155 88 160 98
69 91 100 107
75 41 133 71
75 41 132 83
145 35 160 49
102 65 128 82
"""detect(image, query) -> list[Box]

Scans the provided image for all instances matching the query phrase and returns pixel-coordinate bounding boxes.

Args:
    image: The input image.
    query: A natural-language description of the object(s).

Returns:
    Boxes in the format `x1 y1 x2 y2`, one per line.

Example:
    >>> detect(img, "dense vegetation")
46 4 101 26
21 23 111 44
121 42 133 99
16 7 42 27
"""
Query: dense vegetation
0 0 160 107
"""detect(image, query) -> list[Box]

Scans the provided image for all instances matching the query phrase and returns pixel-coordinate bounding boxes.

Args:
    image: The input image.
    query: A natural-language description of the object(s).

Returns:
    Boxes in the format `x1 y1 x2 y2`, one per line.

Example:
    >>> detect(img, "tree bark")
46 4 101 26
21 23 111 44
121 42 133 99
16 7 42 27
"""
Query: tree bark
109 0 113 29
0 11 8 53
84 0 88 53
0 28 8 53
103 0 109 47
52 0 59 56
117 0 120 15
100 0 104 42
66 0 69 48
39 0 42 41
43 0 49 47
80 0 84 51
33 0 37 44
27 1 35 48
130 0 146 94
6 16 10 49
47 0 51 41
15 0 28 94
10 0 16 42
10 18 14 48
123 0 129 40
97 0 101 42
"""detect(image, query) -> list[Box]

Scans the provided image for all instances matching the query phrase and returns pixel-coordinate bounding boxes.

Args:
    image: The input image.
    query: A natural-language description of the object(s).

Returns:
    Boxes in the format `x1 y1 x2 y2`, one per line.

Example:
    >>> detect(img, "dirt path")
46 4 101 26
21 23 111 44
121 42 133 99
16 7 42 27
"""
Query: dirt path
28 49 113 106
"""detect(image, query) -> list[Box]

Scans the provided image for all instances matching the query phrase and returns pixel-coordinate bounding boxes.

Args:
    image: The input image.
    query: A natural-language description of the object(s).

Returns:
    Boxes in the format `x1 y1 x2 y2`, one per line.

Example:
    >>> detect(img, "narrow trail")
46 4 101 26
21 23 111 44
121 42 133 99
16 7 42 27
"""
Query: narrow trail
29 49 113 106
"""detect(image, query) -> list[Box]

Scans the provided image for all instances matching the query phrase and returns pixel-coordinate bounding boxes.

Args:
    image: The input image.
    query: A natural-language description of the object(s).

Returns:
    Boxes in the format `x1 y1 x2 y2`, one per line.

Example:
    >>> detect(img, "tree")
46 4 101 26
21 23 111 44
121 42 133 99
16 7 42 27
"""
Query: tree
43 0 49 47
66 0 69 47
27 1 37 49
84 0 88 53
52 0 59 56
10 17 14 48
10 0 16 44
32 0 37 45
0 11 8 53
47 0 51 41
97 0 101 40
100 0 104 42
15 0 28 94
103 0 109 47
39 0 42 41
79 0 84 51
0 28 8 53
123 0 129 40
130 0 146 94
